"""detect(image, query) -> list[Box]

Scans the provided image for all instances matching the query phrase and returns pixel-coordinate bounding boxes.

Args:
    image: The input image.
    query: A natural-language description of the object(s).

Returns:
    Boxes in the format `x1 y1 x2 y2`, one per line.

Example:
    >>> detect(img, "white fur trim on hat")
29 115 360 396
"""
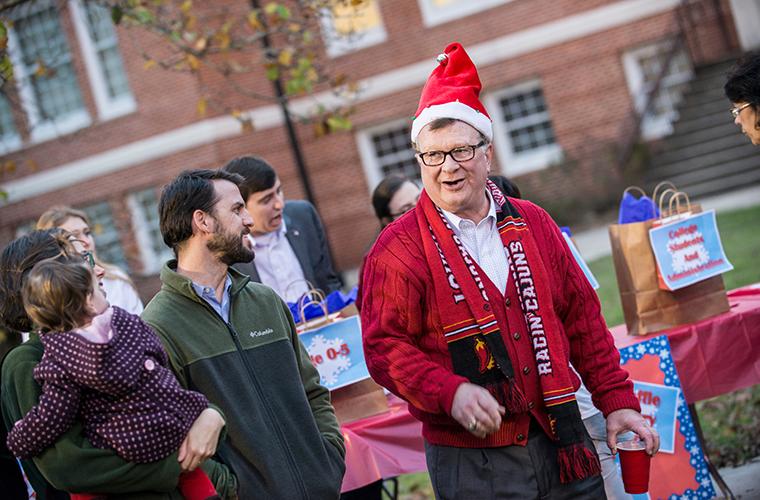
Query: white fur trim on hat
411 101 493 143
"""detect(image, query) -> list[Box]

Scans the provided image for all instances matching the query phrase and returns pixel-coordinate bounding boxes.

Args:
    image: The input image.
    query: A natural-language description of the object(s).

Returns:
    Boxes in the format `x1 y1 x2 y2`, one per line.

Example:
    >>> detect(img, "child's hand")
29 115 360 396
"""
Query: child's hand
178 408 225 472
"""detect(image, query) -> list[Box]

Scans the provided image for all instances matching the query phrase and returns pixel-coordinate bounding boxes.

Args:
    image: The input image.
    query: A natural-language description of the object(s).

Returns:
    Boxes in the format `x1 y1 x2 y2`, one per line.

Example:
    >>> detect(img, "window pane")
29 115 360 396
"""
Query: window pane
84 2 131 99
370 123 419 181
499 85 556 154
15 4 85 121
83 201 129 271
137 188 171 262
629 41 692 124
0 93 18 138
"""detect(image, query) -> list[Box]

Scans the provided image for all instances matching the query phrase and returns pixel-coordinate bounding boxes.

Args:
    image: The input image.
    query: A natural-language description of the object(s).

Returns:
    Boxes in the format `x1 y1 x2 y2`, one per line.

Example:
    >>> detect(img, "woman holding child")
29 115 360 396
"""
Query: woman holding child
0 230 233 499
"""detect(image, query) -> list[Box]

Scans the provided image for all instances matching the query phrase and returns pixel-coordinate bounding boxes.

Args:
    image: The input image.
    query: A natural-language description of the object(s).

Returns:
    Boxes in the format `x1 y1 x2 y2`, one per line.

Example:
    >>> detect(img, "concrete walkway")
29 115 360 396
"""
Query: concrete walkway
715 456 760 499
573 184 760 262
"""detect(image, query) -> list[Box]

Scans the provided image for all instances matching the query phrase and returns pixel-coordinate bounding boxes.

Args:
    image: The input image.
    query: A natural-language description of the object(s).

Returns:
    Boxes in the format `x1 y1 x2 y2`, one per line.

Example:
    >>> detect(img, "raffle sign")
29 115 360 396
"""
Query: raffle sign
618 336 715 499
299 316 370 390
649 210 732 291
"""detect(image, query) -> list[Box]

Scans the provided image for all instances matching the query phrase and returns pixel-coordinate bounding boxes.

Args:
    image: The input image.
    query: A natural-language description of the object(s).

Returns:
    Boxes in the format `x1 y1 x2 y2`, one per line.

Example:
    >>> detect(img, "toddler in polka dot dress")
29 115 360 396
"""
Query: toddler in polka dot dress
7 259 220 500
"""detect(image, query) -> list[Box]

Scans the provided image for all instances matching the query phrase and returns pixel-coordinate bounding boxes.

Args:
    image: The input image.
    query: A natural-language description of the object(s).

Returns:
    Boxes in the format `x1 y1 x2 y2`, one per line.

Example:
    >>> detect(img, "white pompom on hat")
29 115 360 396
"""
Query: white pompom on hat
411 42 493 143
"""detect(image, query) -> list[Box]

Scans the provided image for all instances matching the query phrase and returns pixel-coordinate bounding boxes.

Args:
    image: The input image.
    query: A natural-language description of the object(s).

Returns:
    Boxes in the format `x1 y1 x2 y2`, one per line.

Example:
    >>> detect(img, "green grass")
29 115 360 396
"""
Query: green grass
397 205 760 497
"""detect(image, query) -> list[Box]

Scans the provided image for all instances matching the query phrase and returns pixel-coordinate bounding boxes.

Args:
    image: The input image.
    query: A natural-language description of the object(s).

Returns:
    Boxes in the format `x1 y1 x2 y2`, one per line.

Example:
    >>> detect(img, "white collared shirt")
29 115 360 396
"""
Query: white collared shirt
441 191 510 295
250 220 309 303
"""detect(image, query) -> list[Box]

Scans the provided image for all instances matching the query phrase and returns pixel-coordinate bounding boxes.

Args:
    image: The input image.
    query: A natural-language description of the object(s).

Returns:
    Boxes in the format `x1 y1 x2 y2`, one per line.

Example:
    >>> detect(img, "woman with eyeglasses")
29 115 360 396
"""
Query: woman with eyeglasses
725 51 760 145
0 230 208 499
36 206 144 315
371 174 422 230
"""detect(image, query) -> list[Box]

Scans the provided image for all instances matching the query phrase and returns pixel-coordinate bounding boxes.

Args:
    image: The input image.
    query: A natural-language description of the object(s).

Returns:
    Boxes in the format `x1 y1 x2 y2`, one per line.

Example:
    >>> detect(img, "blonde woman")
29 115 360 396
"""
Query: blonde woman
36 206 144 314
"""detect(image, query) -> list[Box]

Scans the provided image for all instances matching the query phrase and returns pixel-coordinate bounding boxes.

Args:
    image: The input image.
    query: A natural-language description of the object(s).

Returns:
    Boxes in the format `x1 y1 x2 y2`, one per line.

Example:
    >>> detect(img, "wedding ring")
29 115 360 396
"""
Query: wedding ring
468 419 478 432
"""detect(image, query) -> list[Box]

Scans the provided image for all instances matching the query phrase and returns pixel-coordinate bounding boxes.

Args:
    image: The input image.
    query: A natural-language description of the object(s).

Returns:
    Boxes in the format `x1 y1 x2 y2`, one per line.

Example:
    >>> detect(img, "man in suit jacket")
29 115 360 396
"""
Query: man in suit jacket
223 156 342 302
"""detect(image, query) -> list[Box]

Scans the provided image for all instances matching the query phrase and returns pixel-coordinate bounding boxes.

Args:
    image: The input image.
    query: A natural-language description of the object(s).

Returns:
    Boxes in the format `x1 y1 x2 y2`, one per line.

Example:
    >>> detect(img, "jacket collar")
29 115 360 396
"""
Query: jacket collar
160 259 251 301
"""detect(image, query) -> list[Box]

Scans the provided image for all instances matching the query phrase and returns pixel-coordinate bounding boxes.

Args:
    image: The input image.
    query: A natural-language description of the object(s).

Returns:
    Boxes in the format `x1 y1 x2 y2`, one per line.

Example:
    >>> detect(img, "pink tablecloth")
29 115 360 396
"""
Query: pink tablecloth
340 395 426 492
610 285 760 403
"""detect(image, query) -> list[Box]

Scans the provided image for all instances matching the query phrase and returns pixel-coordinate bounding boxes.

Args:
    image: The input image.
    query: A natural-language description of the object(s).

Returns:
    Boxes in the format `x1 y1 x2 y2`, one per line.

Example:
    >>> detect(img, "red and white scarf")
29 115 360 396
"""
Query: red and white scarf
416 180 600 483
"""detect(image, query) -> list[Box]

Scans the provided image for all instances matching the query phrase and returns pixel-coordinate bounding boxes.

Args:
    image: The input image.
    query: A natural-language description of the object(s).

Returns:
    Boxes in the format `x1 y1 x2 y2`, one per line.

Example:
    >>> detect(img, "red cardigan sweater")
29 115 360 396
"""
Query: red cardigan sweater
359 198 640 448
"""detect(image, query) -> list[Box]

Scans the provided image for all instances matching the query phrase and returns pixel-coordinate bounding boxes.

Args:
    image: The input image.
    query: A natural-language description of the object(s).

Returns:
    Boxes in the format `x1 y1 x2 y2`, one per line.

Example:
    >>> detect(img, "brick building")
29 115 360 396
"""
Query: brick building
0 0 753 299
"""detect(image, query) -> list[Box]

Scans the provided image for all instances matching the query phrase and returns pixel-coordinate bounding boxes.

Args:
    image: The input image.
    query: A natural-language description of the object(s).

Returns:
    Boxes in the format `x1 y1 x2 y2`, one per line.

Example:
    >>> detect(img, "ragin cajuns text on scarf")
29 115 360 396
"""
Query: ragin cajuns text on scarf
508 240 553 375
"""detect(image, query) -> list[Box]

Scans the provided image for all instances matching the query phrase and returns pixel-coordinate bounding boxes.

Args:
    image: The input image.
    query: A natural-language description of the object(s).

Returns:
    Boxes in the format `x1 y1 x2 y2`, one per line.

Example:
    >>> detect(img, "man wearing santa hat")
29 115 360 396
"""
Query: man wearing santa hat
359 43 658 498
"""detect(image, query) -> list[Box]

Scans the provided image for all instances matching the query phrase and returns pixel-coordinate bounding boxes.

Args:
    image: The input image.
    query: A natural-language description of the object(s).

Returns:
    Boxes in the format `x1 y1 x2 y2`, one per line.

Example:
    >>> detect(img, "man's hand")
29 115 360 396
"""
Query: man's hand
178 408 225 472
450 383 505 439
606 408 660 456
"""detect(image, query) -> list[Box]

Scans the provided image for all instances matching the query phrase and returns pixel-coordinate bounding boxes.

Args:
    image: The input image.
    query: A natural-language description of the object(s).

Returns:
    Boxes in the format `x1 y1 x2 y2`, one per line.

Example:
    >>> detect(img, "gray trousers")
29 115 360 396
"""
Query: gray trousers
424 421 606 500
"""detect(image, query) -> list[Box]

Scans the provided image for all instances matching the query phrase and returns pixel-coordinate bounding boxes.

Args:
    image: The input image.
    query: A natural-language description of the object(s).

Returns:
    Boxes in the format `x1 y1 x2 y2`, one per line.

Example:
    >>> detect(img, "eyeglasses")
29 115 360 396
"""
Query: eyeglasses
417 140 486 167
730 103 752 119
81 251 95 268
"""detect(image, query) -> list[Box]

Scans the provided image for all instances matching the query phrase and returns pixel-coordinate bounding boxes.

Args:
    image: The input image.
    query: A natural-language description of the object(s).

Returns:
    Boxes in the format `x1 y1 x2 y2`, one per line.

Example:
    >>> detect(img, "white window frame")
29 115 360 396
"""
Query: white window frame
484 80 563 177
356 117 418 193
127 188 172 275
320 0 387 58
417 0 511 27
69 0 136 121
622 39 693 140
5 0 91 143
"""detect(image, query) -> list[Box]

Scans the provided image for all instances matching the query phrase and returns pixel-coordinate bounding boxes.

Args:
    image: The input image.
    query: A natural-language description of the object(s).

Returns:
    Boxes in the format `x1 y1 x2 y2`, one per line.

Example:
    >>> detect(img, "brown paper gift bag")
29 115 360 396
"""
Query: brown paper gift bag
609 188 730 335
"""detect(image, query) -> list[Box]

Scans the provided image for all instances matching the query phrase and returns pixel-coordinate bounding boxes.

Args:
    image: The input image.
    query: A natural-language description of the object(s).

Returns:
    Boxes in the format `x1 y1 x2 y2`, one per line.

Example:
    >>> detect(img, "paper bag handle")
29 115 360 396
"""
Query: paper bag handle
668 191 691 215
297 288 326 322
652 181 677 207
657 188 678 217
622 186 647 198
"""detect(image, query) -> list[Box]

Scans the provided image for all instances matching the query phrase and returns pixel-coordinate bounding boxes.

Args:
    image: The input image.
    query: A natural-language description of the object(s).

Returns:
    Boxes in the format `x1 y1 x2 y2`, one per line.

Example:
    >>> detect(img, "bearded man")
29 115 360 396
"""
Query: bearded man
142 169 345 499
359 43 658 499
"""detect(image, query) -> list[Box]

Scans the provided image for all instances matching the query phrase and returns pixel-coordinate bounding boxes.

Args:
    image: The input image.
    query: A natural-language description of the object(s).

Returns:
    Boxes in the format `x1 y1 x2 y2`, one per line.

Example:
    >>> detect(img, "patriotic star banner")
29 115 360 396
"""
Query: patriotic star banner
649 210 733 291
299 315 370 390
618 335 715 499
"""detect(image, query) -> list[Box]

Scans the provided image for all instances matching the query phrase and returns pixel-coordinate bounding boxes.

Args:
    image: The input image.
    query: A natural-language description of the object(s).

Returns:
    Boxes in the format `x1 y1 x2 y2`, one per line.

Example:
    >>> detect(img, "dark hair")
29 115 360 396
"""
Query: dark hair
23 260 93 333
158 169 244 253
0 229 79 333
725 52 760 128
222 156 277 201
372 174 410 222
488 175 522 199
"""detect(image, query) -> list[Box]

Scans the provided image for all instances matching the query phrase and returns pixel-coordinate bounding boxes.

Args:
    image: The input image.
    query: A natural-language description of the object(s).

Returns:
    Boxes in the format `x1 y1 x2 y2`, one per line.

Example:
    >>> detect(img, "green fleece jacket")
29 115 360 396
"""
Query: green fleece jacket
141 262 345 500
0 335 187 499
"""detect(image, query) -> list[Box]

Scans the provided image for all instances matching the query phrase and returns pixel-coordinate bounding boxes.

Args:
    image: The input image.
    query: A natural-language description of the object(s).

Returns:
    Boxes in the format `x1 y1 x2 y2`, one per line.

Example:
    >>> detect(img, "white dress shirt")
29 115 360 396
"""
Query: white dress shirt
250 220 309 303
441 191 510 295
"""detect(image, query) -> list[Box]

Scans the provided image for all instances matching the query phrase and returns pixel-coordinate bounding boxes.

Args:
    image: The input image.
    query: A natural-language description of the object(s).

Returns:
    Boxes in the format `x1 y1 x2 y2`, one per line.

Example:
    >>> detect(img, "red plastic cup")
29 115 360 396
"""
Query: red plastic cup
617 440 651 494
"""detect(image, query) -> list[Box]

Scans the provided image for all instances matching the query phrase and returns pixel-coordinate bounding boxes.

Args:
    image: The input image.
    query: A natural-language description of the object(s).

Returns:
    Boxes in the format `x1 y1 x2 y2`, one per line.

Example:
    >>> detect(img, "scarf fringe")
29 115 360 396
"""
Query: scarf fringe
557 443 601 484
503 377 529 415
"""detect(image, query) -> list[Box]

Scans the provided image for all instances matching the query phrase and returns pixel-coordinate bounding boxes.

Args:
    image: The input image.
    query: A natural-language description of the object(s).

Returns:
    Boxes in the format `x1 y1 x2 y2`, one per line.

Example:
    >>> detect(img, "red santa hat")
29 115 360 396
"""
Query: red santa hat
411 42 492 143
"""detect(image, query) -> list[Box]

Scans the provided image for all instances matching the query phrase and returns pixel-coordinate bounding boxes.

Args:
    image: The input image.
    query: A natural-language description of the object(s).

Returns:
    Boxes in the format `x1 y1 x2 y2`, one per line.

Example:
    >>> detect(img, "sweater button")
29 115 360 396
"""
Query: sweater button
517 433 525 441
483 303 490 311
522 366 530 375
528 401 535 409
505 297 511 307
144 359 155 371
513 332 520 340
